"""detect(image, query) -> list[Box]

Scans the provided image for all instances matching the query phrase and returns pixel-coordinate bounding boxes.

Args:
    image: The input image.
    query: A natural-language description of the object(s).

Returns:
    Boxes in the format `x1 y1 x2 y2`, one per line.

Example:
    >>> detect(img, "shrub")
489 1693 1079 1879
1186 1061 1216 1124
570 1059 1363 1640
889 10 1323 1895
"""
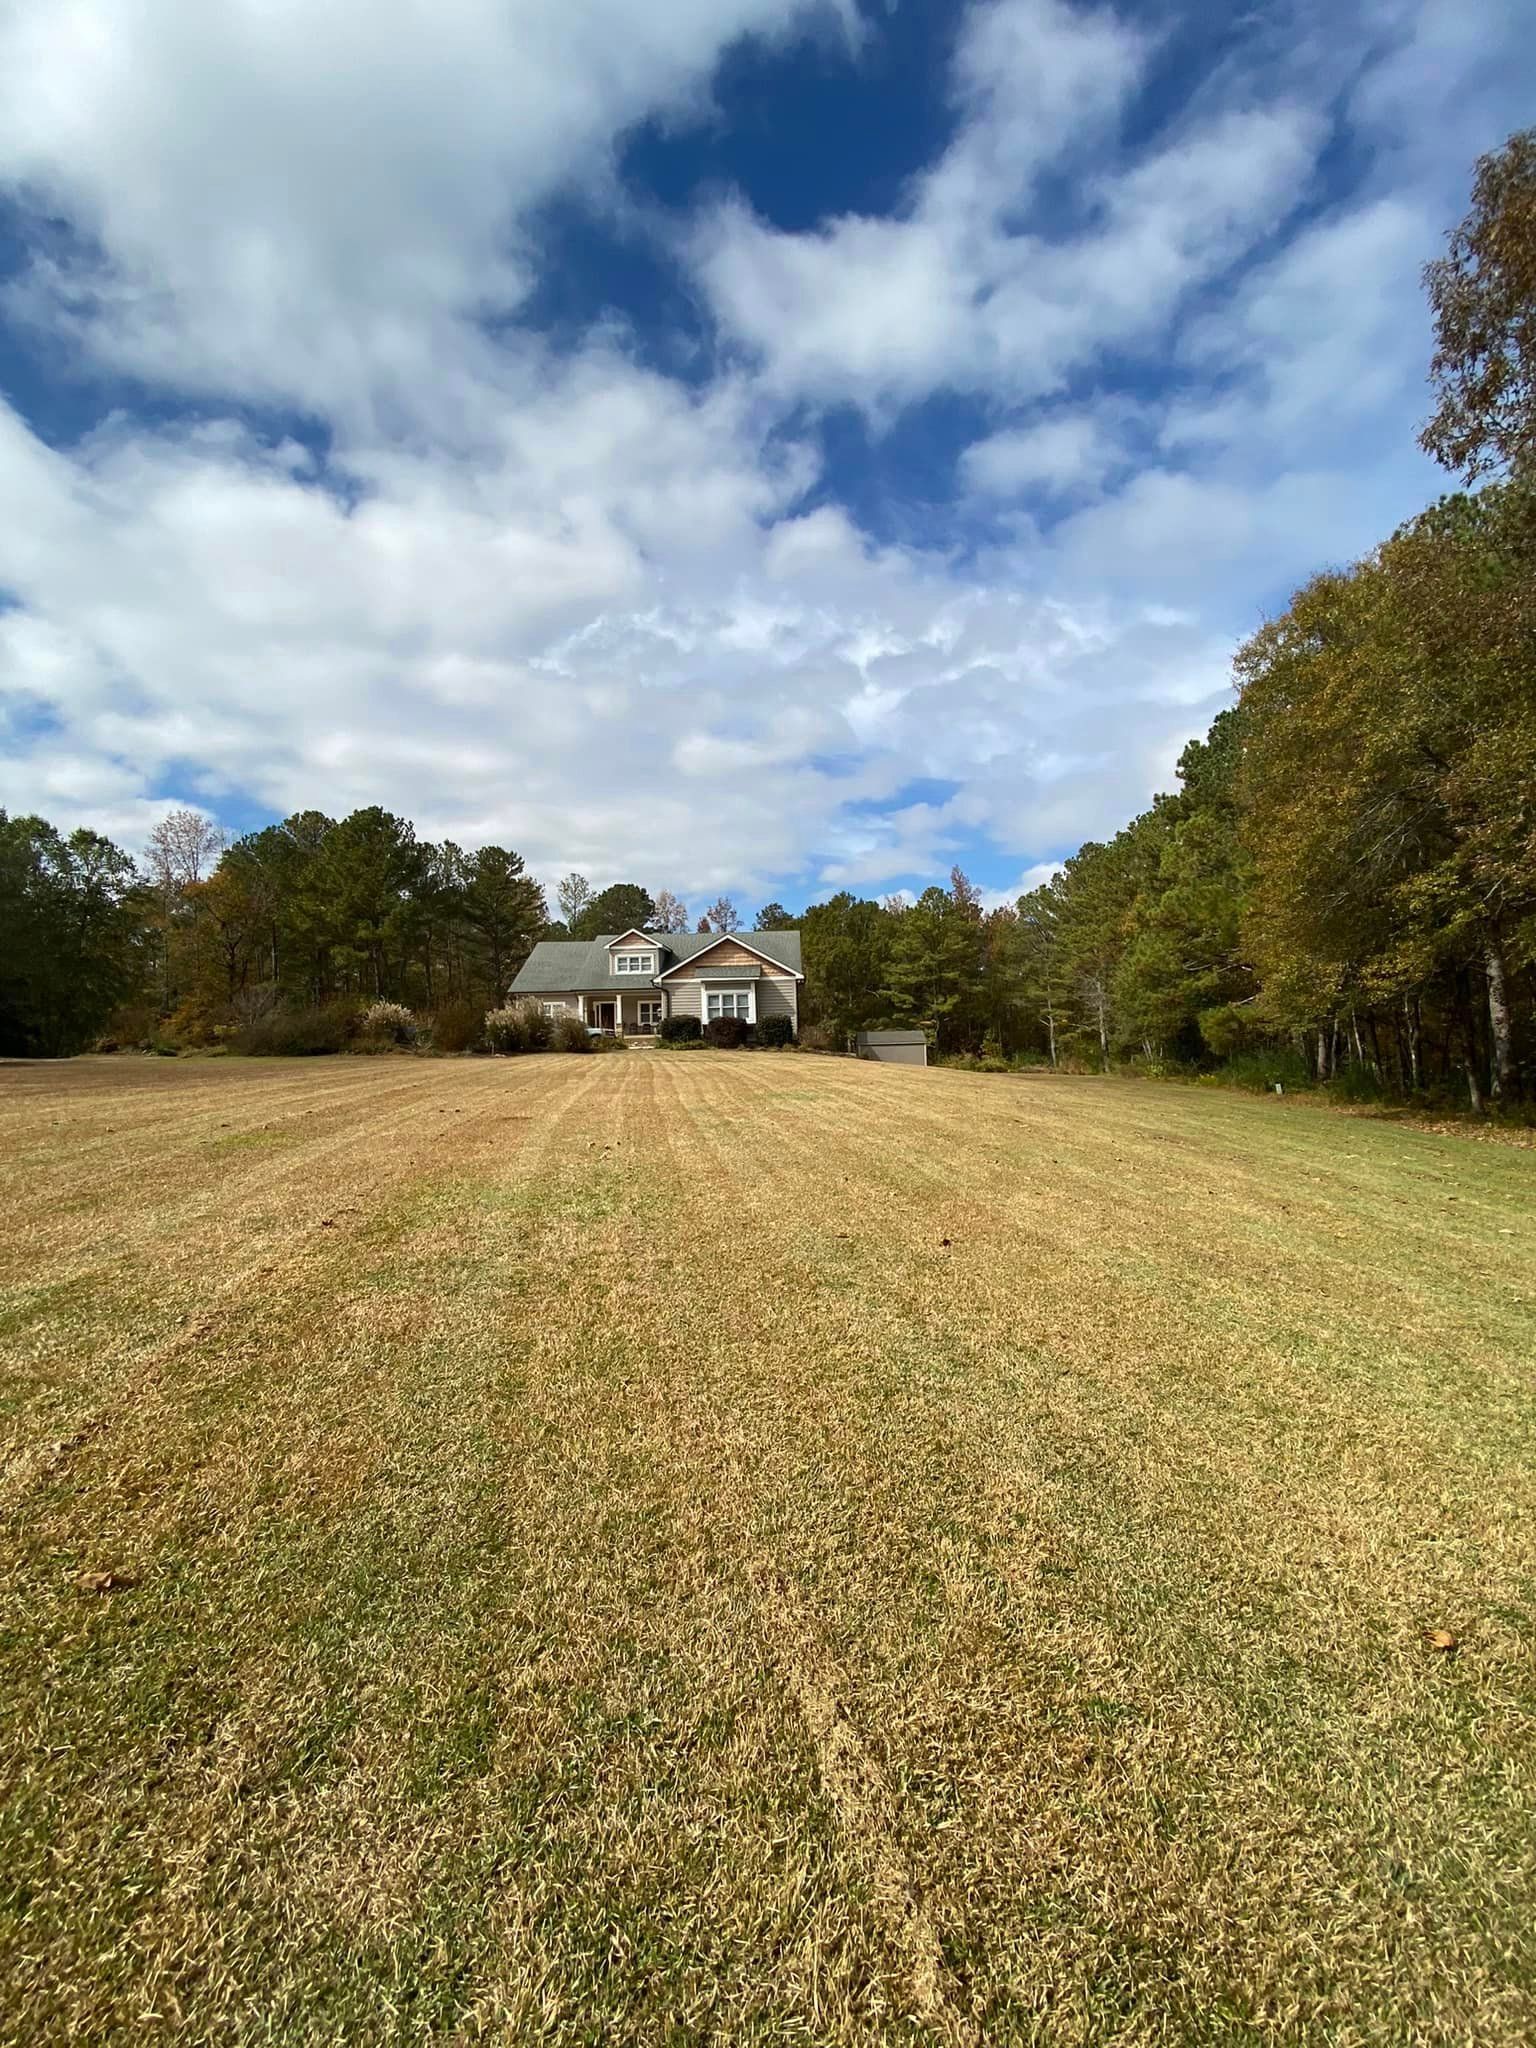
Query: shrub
483 1006 523 1054
521 1001 553 1053
165 994 225 1047
231 985 279 1031
1329 1059 1388 1103
431 999 483 1053
755 1013 795 1048
551 1013 592 1053
658 1013 702 1043
1213 1048 1314 1094
797 1022 841 1052
361 999 418 1047
591 1032 630 1053
704 1014 751 1049
483 999 552 1054
234 1003 355 1056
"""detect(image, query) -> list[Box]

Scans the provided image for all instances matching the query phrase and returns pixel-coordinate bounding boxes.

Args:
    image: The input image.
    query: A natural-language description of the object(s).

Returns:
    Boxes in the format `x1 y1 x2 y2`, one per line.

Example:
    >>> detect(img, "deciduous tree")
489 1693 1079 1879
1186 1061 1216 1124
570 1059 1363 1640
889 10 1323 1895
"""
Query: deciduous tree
652 889 689 932
1422 129 1536 481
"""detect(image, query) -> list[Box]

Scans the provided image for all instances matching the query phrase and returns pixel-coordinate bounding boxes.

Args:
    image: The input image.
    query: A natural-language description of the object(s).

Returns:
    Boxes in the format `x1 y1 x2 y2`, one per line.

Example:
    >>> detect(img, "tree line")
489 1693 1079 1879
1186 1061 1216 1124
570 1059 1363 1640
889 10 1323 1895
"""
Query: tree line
803 131 1536 1106
0 812 781 1056
3 132 1532 1099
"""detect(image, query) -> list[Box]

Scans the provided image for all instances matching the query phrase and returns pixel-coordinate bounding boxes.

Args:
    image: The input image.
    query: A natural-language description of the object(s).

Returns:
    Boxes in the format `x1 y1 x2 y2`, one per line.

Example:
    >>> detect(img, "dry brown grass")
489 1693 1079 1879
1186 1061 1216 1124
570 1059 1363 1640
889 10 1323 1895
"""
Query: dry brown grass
2 1050 1533 2044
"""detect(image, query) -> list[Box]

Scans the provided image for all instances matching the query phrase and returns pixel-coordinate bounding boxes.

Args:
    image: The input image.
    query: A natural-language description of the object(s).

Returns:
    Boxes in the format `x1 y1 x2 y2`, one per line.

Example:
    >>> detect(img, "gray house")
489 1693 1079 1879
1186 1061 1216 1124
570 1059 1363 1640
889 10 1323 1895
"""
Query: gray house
509 928 803 1038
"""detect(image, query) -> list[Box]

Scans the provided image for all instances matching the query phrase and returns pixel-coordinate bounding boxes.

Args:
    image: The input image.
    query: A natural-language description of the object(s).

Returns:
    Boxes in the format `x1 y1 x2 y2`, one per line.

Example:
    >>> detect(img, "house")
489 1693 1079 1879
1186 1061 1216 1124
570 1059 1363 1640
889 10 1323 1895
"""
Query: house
509 928 803 1037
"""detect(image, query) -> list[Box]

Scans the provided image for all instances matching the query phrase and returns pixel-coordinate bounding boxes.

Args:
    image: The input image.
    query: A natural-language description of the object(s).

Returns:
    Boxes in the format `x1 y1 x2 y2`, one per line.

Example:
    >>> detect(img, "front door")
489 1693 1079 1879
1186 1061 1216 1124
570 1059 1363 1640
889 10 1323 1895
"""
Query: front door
590 1001 616 1033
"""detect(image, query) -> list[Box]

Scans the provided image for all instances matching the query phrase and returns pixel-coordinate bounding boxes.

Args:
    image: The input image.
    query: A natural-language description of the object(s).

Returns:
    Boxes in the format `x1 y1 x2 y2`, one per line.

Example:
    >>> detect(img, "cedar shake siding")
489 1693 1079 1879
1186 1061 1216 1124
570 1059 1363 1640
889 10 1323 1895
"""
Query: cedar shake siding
666 938 771 971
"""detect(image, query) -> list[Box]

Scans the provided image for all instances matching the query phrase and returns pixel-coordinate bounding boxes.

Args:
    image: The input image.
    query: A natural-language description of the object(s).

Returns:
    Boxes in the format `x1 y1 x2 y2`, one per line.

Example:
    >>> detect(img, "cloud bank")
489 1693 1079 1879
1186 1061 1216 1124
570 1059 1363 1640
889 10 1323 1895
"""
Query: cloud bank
0 0 1530 902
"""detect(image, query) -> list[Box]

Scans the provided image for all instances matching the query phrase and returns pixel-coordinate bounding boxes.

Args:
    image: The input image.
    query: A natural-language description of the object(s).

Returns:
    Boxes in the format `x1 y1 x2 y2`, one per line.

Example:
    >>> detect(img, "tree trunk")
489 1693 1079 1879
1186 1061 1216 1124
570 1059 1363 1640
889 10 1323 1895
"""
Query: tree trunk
1367 1011 1386 1086
1402 996 1421 1093
1349 1010 1366 1068
1459 972 1487 1113
1465 1055 1485 1115
1486 938 1514 1101
1044 992 1057 1068
1316 1027 1330 1083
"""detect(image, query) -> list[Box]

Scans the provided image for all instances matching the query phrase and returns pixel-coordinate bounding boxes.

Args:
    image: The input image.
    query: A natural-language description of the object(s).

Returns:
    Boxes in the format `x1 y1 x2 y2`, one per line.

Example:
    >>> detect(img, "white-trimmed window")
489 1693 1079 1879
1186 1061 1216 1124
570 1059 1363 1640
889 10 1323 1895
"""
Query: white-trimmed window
636 999 663 1029
541 1001 566 1018
706 989 752 1020
613 952 656 975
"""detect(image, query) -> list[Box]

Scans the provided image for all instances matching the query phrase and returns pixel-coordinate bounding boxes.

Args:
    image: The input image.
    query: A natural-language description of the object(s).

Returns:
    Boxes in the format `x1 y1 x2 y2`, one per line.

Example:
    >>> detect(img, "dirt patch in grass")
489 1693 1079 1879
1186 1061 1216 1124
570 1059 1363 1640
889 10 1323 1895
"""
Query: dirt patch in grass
1 1053 1533 2043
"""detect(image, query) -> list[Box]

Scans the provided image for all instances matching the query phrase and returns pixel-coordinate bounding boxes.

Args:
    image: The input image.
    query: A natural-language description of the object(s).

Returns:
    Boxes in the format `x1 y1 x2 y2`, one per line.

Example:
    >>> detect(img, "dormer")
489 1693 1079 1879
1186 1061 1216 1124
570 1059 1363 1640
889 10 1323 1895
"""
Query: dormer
605 930 663 979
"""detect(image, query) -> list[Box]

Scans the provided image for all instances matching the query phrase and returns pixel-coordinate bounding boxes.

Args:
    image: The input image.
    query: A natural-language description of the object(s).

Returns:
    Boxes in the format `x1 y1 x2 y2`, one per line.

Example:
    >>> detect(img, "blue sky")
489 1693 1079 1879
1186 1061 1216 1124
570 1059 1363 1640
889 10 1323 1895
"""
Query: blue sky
0 0 1530 913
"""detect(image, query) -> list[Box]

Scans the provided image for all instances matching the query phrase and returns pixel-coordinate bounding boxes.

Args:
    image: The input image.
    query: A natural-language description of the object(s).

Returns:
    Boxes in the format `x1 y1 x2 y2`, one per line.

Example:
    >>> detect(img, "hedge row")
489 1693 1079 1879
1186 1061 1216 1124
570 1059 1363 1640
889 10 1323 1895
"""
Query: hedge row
228 997 798 1056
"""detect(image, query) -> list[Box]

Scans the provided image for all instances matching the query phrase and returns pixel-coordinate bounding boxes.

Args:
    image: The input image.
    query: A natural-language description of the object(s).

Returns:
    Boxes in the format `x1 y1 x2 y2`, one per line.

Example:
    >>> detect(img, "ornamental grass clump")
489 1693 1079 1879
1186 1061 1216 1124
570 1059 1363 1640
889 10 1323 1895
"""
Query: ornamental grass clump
360 1000 418 1048
484 1000 554 1054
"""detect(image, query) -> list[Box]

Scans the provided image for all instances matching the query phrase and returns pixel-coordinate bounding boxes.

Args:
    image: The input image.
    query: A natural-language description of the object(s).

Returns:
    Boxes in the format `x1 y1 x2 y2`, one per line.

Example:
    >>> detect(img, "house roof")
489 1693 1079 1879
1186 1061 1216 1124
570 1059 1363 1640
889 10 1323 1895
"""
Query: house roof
510 928 801 994
653 932 803 981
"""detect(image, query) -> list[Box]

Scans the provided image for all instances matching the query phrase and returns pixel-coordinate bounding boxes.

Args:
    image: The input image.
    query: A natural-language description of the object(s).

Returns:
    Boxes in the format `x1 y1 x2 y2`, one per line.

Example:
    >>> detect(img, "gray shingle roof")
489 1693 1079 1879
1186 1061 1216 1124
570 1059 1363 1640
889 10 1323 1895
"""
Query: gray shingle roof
510 929 801 995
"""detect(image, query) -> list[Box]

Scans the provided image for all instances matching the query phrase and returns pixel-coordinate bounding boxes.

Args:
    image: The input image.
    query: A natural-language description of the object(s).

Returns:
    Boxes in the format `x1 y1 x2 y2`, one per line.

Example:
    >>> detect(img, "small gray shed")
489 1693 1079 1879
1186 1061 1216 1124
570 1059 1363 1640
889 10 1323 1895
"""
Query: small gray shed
854 1029 928 1067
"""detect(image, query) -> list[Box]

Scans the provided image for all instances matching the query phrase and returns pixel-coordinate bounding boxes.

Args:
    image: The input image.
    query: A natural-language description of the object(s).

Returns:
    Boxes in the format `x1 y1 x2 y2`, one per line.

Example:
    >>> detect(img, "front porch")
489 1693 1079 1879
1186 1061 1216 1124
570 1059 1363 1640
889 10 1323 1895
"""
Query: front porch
578 992 667 1038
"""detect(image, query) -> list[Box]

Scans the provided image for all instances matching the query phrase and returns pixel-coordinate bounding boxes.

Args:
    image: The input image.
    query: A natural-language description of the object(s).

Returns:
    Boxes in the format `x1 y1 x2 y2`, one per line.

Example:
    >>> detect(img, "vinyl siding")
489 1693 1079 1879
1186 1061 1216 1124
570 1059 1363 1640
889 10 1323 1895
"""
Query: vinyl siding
524 976 797 1031
670 974 797 1028
755 976 798 1026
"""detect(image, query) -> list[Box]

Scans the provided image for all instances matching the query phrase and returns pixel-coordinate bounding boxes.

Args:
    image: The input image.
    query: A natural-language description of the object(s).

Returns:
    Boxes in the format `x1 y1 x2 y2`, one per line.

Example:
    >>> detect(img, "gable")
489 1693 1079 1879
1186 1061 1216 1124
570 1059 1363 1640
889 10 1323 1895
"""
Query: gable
656 934 800 979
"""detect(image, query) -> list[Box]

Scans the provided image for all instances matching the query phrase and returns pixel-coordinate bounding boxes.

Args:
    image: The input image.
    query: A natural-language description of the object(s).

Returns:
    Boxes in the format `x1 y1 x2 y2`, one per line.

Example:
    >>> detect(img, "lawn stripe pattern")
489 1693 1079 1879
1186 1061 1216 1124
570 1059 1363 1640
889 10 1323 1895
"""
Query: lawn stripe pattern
1 1052 1533 2044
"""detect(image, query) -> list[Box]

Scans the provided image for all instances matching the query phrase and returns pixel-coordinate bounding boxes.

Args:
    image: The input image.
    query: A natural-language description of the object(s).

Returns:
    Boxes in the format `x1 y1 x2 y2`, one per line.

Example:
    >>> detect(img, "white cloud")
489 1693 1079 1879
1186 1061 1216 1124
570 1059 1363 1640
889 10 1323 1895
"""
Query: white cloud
689 0 1323 409
0 0 830 428
0 0 1532 908
978 860 1065 911
0 358 1233 893
963 406 1138 497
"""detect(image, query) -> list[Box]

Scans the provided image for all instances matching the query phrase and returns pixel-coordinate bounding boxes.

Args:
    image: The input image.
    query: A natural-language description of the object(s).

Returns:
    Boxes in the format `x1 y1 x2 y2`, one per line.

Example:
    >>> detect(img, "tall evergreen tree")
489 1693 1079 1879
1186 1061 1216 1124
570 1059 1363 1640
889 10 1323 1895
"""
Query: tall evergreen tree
0 813 147 1055
461 846 547 1004
570 883 656 941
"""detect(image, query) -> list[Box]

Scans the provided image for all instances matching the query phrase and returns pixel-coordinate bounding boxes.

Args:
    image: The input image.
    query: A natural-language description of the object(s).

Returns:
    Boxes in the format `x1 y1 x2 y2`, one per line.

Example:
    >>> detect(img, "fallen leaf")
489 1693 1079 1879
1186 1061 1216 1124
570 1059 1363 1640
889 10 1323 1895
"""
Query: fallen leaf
1422 1628 1458 1652
78 1569 136 1594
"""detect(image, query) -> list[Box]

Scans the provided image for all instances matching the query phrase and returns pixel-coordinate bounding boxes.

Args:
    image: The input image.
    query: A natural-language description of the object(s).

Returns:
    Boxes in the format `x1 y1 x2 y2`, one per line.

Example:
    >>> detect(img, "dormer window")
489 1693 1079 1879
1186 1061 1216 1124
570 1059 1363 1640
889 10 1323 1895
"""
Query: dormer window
613 951 656 976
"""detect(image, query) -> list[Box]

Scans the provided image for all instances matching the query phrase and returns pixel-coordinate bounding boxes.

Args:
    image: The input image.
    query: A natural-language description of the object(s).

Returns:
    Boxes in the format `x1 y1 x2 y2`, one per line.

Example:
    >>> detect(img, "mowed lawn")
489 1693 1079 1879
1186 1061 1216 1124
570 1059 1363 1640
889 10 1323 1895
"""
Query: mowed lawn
2 1054 1534 2046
